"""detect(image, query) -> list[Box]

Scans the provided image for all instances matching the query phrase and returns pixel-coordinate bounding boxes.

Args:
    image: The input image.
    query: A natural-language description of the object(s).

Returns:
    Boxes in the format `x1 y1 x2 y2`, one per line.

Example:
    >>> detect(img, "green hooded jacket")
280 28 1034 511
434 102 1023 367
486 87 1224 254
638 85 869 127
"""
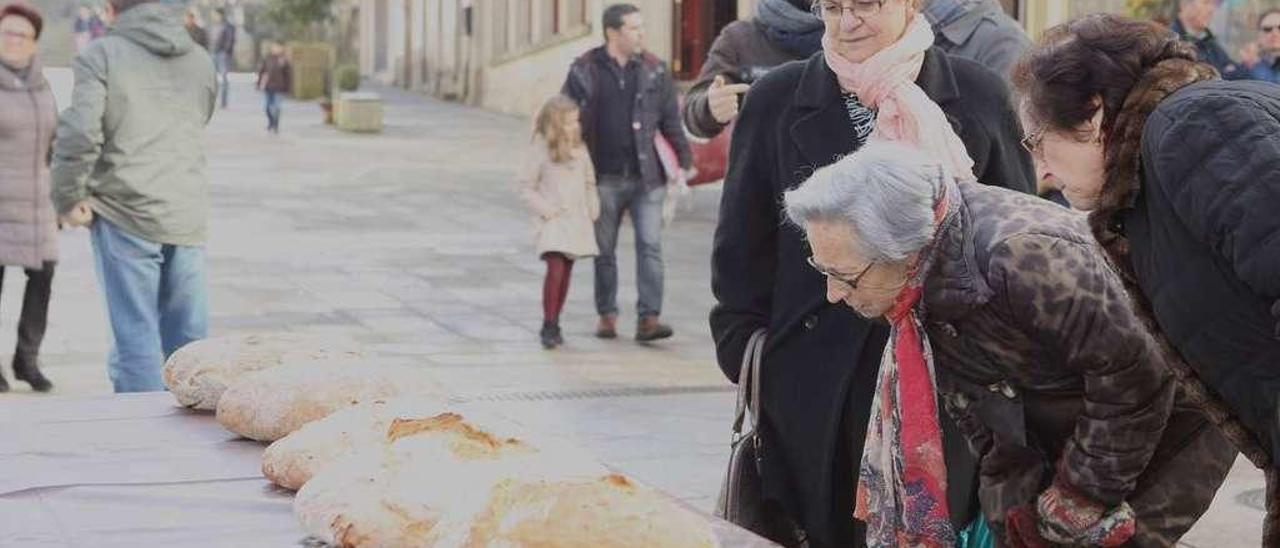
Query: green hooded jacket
52 1 217 246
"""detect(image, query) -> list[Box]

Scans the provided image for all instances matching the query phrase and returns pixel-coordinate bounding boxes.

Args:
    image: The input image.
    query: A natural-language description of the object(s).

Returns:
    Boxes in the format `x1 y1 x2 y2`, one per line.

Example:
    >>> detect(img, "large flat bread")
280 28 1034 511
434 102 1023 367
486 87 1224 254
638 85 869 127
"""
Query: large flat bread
295 428 717 547
262 398 511 491
294 433 605 547
215 362 440 442
163 333 362 410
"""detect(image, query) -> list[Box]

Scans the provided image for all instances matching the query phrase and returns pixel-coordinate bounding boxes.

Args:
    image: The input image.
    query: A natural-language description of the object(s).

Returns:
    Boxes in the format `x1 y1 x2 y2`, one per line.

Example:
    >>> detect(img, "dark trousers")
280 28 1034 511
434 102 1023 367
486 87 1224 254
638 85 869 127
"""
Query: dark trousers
0 262 54 361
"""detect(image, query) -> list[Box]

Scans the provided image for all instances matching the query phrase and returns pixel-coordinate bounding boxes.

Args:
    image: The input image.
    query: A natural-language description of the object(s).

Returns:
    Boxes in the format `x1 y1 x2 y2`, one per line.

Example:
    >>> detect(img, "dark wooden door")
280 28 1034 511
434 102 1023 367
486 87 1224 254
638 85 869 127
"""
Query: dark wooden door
674 0 738 80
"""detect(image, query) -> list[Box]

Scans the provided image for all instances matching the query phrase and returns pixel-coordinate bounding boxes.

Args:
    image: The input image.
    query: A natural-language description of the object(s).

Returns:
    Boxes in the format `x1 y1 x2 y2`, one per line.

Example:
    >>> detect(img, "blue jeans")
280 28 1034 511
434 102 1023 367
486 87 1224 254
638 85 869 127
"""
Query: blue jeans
264 90 282 131
594 176 666 318
91 218 208 393
214 52 231 108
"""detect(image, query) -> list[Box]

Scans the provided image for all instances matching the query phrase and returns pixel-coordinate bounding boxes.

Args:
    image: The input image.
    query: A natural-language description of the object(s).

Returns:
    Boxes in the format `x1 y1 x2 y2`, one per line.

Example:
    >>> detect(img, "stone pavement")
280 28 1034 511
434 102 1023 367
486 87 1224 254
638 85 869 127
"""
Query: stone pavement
10 70 1266 544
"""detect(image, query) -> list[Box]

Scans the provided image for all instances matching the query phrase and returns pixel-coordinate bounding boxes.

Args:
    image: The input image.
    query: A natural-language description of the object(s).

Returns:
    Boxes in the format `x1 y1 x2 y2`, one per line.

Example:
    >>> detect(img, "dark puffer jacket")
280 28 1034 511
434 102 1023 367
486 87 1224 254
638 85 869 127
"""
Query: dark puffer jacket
924 181 1235 544
1124 79 1280 463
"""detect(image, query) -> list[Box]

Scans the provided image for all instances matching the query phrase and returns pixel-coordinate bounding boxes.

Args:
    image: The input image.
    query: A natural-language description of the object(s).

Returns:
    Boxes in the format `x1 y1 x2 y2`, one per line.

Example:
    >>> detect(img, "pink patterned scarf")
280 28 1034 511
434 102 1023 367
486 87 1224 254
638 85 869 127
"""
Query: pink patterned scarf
822 16 975 182
853 173 961 546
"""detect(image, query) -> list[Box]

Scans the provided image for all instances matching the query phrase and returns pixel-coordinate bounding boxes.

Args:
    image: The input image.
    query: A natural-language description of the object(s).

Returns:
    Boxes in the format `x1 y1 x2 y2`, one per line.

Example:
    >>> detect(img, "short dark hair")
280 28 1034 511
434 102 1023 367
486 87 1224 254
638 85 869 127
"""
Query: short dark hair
109 0 160 14
602 3 640 40
0 2 42 39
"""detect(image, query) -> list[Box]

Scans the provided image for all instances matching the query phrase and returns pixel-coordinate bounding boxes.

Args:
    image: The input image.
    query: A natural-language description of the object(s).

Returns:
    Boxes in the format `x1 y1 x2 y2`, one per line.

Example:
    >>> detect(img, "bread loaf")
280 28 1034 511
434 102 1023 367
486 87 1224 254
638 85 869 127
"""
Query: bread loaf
163 333 362 410
215 362 440 442
294 425 717 547
262 398 525 491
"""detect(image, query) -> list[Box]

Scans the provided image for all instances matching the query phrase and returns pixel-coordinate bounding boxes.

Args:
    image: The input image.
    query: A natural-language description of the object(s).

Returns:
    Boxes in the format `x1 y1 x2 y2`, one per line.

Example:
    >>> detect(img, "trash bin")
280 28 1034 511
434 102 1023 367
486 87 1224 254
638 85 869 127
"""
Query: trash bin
336 92 383 133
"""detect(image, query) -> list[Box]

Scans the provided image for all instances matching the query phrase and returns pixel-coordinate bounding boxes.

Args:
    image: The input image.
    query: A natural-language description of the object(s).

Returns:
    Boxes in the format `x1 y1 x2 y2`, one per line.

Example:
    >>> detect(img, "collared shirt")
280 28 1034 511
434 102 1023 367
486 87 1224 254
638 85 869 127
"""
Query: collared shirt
591 48 641 178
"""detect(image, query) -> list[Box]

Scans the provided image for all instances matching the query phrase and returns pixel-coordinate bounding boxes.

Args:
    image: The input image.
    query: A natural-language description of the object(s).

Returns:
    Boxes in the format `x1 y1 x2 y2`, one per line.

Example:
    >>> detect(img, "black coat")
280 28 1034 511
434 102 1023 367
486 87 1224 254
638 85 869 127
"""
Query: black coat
1128 79 1280 463
710 49 1034 546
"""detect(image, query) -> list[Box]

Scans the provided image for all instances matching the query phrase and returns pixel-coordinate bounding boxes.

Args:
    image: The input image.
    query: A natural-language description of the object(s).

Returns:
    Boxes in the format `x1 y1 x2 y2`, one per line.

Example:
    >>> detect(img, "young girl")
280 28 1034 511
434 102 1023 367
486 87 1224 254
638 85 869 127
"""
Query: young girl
519 95 599 349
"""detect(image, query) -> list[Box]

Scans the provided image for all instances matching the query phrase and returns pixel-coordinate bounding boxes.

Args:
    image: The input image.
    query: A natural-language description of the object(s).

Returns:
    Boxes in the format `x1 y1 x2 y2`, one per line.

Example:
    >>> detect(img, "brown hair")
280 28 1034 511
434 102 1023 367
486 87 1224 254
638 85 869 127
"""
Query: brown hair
1011 13 1199 140
533 95 582 164
0 2 42 39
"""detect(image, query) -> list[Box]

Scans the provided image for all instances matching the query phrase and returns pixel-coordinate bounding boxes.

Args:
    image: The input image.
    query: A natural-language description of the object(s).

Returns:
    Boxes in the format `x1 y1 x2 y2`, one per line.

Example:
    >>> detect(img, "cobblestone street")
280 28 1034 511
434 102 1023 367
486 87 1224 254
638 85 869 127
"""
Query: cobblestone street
6 71 1265 544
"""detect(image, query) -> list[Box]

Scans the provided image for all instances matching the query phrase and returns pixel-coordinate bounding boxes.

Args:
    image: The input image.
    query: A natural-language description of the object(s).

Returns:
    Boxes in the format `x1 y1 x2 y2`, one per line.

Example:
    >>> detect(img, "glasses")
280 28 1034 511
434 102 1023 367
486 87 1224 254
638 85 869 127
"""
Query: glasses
812 0 887 20
0 30 35 41
1262 25 1280 33
1020 126 1046 156
808 256 877 291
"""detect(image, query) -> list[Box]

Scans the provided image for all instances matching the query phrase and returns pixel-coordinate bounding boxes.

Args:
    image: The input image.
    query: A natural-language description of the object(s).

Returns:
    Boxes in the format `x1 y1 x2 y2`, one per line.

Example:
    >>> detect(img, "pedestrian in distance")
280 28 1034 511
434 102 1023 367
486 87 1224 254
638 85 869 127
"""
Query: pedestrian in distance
1239 8 1280 84
519 95 600 350
211 7 235 108
256 41 291 134
185 7 208 51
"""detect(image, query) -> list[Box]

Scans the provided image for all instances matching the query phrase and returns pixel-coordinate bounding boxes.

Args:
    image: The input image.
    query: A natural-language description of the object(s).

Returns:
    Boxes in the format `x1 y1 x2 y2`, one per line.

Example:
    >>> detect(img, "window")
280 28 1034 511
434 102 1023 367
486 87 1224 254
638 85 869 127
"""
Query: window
493 0 589 60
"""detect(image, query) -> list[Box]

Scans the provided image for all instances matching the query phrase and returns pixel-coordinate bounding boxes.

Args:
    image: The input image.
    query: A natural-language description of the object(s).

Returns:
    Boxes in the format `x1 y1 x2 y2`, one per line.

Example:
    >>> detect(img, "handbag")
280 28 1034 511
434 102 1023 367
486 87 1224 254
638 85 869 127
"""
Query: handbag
716 330 806 545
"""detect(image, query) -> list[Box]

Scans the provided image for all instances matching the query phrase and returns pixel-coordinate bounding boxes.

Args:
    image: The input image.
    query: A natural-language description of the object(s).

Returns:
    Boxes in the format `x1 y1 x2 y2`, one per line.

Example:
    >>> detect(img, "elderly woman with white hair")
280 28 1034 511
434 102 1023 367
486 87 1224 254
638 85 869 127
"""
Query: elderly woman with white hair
784 141 1235 546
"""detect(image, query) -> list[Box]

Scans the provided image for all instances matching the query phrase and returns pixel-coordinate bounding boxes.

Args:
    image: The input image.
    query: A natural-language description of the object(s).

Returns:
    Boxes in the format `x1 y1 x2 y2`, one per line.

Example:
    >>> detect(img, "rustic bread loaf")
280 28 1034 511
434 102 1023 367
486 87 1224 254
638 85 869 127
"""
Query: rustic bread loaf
162 333 362 411
215 362 440 442
294 426 717 547
262 398 519 491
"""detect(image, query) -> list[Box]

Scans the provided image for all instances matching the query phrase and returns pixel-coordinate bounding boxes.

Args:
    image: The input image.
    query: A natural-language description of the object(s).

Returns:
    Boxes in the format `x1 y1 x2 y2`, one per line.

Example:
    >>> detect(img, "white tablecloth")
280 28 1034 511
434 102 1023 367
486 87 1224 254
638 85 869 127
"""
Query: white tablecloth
0 393 775 547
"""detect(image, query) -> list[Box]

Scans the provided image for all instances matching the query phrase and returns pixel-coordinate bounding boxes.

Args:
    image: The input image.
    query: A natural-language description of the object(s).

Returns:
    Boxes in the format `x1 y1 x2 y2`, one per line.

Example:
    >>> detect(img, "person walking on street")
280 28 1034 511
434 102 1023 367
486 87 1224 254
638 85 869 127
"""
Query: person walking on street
922 0 1029 79
52 0 216 393
73 5 93 52
0 2 57 393
1239 9 1280 83
681 0 823 139
519 95 600 349
561 3 692 343
211 7 234 108
710 0 1035 543
256 41 290 134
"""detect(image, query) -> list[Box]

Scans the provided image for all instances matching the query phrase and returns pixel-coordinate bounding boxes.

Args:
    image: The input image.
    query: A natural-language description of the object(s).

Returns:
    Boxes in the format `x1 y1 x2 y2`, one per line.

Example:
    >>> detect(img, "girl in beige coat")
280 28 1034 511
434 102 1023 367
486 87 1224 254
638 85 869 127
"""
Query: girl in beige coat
520 95 600 349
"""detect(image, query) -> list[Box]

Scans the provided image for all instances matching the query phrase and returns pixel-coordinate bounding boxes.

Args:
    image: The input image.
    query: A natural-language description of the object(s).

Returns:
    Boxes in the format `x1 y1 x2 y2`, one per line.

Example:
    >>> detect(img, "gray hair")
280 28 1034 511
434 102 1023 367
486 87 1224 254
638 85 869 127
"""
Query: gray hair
784 141 944 262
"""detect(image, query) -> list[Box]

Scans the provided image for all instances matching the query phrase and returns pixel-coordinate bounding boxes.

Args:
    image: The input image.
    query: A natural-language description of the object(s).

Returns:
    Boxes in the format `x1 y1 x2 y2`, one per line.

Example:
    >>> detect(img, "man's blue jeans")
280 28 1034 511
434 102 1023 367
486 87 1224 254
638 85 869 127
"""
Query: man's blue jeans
594 176 666 319
91 218 208 393
265 90 282 131
214 52 231 108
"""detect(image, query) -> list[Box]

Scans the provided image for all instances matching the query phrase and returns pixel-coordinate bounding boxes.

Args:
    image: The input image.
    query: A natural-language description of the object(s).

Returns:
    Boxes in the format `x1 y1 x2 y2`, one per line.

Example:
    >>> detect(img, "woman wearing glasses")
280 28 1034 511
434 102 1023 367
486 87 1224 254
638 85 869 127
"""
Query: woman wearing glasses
710 0 1033 545
0 1 57 393
785 141 1233 547
1014 13 1280 543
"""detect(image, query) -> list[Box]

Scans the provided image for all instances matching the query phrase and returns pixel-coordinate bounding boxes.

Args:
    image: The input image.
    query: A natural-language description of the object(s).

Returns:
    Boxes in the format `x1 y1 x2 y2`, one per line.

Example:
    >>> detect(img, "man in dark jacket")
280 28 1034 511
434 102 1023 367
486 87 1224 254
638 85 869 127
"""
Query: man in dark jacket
561 4 692 343
681 0 823 139
710 16 1035 547
923 0 1029 79
211 8 235 108
1172 0 1248 80
256 41 291 134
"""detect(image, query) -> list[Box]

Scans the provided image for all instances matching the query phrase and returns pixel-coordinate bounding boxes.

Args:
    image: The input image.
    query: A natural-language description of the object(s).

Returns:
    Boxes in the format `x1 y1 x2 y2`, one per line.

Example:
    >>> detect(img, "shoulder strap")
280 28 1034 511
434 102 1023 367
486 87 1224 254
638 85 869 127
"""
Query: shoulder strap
731 329 767 436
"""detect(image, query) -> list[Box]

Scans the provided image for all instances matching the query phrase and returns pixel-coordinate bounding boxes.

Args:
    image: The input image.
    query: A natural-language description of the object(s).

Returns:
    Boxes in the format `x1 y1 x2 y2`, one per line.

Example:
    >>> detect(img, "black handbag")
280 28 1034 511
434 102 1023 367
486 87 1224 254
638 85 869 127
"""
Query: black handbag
716 331 806 545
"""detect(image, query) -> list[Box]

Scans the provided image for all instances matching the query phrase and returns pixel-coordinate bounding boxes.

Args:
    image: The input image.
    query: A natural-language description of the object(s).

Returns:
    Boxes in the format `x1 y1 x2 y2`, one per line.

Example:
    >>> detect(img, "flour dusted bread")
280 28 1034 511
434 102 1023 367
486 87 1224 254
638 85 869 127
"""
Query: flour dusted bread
469 474 719 548
163 333 362 410
294 421 717 548
215 362 440 442
262 398 504 490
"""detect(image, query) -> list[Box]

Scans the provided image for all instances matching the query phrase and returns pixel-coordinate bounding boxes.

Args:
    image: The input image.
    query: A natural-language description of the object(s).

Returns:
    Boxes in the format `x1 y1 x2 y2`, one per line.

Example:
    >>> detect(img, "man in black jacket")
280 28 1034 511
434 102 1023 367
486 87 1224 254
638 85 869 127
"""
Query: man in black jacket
561 4 692 343
1171 0 1248 80
211 8 235 108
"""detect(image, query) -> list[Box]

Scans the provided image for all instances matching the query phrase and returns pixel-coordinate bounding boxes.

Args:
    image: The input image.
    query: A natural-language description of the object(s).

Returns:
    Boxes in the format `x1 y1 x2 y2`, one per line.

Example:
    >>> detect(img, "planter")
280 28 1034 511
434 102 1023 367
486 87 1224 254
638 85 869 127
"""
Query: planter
335 92 383 133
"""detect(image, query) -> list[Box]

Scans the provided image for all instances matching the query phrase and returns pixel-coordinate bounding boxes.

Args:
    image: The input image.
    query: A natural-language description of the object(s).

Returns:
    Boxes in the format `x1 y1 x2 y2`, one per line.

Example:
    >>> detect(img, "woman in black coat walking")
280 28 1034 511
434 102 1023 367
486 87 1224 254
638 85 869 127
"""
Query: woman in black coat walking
1012 13 1280 544
709 0 1034 545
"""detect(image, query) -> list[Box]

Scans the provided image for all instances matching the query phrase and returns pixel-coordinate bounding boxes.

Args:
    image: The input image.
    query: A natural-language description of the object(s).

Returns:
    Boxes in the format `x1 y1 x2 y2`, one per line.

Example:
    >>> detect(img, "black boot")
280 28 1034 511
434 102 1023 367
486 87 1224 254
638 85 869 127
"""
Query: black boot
540 322 560 349
13 356 52 393
0 370 8 393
